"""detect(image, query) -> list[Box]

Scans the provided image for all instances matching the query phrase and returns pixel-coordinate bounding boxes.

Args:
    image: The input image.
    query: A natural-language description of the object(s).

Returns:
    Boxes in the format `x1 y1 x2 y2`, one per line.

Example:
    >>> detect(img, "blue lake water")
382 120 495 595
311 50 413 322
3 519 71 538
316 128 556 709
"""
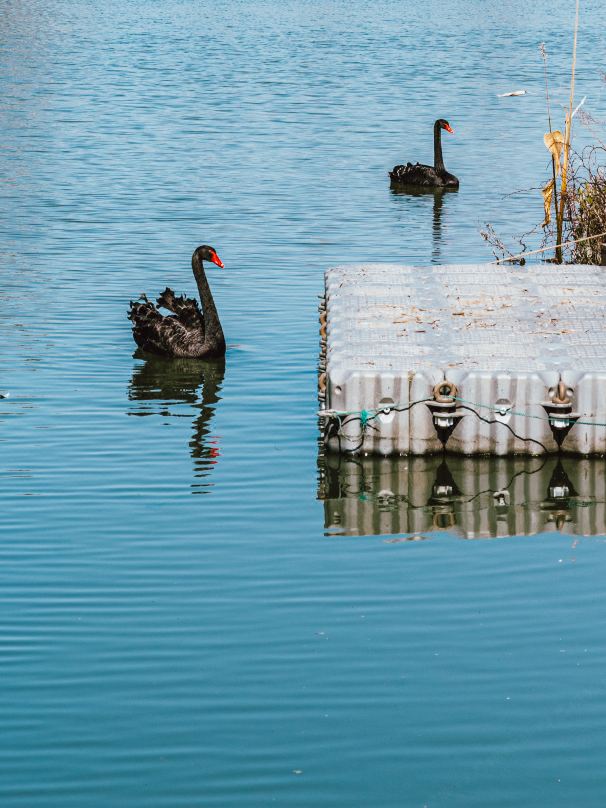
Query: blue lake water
2 1 606 805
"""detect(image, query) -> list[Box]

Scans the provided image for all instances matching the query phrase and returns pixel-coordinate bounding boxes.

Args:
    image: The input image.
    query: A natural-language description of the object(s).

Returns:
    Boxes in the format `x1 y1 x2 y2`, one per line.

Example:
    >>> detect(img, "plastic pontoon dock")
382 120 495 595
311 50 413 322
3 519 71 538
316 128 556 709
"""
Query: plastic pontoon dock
318 263 606 456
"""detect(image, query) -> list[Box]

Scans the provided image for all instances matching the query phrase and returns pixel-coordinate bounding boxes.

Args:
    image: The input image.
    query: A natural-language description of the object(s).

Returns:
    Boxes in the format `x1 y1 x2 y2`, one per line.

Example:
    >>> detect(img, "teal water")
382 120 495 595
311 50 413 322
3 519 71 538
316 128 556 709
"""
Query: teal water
2 1 606 805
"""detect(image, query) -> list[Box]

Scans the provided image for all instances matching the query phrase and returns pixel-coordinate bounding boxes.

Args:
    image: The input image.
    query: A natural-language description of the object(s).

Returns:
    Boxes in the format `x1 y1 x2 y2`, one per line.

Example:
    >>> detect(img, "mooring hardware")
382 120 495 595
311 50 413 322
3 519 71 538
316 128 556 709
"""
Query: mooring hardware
541 381 580 448
426 381 465 445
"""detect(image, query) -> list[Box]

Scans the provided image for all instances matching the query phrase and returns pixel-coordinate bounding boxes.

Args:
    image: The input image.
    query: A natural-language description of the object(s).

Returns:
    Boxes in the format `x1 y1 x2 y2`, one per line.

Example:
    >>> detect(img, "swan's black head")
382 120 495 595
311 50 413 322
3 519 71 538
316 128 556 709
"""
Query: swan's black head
195 245 224 268
436 119 454 134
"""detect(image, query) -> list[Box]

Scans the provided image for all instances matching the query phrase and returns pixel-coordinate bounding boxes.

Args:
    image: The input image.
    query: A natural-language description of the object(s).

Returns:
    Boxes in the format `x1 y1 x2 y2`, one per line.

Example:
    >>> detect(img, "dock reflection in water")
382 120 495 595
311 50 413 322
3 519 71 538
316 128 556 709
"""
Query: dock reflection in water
128 355 225 493
318 453 606 539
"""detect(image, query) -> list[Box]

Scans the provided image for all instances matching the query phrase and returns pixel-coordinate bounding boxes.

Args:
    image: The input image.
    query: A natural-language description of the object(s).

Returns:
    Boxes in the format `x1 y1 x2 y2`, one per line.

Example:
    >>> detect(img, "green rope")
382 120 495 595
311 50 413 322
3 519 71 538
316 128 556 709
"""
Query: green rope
453 396 606 428
327 401 410 418
453 396 547 421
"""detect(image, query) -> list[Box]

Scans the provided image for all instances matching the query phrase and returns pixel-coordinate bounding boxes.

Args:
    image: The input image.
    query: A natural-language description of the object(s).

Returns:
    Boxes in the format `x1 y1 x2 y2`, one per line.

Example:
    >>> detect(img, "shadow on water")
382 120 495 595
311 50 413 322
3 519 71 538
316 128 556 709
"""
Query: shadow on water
390 185 457 263
128 353 225 494
318 452 606 539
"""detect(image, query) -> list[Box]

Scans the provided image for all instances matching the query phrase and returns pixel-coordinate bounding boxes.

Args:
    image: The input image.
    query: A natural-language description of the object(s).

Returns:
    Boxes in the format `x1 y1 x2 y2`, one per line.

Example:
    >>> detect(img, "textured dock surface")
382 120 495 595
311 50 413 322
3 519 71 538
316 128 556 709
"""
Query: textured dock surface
320 263 606 455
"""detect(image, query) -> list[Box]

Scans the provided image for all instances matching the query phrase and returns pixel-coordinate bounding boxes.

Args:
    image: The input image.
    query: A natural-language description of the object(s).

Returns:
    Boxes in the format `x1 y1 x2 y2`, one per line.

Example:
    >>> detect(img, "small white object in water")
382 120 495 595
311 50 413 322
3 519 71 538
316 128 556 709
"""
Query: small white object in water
497 90 527 97
572 95 587 118
0 392 9 399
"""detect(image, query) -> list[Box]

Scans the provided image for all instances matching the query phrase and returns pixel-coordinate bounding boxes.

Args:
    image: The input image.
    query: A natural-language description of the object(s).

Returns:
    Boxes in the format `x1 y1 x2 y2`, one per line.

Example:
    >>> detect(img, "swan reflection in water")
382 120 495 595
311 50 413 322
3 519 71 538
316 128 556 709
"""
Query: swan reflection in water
128 354 225 493
318 453 606 540
390 185 456 263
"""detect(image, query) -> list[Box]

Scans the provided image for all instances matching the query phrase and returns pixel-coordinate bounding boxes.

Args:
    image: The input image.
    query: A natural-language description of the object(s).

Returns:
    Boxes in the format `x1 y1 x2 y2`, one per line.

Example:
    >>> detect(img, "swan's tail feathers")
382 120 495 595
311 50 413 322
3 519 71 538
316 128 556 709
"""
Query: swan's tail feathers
128 299 170 355
389 164 406 182
128 297 160 323
157 287 204 329
127 294 153 318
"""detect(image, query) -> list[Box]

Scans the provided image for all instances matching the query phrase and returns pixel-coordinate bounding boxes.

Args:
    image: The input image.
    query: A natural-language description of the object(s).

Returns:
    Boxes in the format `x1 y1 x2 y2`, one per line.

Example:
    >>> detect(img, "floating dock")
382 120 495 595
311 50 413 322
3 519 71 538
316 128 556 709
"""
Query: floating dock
318 263 606 456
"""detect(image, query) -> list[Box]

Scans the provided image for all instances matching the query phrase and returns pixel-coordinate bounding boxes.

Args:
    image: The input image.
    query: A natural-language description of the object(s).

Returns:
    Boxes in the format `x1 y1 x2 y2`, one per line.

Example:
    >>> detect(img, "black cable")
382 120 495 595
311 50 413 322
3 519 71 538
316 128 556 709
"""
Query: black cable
456 405 549 453
461 455 550 504
342 419 380 454
365 398 433 423
337 398 433 454
327 399 550 455
323 415 342 455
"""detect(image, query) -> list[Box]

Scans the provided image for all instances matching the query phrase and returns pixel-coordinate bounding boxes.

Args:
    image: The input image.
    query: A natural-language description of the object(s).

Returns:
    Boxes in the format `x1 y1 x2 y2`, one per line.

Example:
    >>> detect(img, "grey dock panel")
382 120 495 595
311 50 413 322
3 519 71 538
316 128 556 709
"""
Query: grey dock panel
320 263 606 456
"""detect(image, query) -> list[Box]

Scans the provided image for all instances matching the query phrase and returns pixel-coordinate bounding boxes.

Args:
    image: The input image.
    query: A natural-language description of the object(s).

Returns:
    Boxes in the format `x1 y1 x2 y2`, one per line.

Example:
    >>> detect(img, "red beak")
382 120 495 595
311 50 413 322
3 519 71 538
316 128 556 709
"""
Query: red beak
444 123 454 134
210 251 224 268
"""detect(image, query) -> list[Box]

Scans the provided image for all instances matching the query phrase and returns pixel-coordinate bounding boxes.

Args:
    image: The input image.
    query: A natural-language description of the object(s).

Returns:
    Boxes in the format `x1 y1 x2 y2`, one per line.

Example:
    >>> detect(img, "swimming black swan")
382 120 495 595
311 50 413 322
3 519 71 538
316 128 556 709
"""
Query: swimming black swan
128 245 226 358
389 119 459 188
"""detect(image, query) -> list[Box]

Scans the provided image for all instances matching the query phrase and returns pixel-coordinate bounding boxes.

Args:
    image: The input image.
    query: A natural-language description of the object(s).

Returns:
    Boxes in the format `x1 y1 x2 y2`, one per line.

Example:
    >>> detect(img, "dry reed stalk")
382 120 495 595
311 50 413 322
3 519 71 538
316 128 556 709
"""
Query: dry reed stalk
540 44 559 226
556 0 581 262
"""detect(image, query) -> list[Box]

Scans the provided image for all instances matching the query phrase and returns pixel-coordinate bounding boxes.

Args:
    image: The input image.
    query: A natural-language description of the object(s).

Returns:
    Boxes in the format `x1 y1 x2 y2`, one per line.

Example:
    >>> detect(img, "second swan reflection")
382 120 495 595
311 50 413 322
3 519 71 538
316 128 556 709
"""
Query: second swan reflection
128 354 225 494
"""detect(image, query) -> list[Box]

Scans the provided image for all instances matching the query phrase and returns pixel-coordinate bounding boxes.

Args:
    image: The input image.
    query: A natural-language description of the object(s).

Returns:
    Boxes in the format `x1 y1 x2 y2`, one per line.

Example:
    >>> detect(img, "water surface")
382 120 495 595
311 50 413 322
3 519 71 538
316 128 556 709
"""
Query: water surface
2 1 606 805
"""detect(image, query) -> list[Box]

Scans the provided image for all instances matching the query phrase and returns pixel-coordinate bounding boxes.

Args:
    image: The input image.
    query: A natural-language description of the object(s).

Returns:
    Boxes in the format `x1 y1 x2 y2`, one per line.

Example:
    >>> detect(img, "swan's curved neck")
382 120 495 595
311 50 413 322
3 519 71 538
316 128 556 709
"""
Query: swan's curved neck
433 121 445 173
192 254 225 351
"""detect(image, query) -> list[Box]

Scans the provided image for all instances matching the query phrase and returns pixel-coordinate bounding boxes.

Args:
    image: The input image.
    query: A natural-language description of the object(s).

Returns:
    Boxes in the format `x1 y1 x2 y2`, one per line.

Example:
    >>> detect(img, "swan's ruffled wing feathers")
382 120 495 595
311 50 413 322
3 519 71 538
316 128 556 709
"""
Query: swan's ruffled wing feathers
128 298 205 357
390 163 432 182
156 287 205 332
390 163 458 187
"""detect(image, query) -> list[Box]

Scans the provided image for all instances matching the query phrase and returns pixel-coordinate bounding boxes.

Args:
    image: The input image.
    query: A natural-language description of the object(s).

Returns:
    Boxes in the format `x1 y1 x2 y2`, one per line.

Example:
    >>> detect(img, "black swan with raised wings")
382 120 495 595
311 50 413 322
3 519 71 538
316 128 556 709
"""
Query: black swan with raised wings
128 245 226 358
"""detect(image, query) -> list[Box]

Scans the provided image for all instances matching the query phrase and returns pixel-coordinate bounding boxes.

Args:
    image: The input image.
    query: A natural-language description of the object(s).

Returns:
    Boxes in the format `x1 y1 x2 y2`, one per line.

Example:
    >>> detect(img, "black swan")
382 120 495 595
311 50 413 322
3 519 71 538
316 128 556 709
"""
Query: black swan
128 245 226 358
389 119 459 188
